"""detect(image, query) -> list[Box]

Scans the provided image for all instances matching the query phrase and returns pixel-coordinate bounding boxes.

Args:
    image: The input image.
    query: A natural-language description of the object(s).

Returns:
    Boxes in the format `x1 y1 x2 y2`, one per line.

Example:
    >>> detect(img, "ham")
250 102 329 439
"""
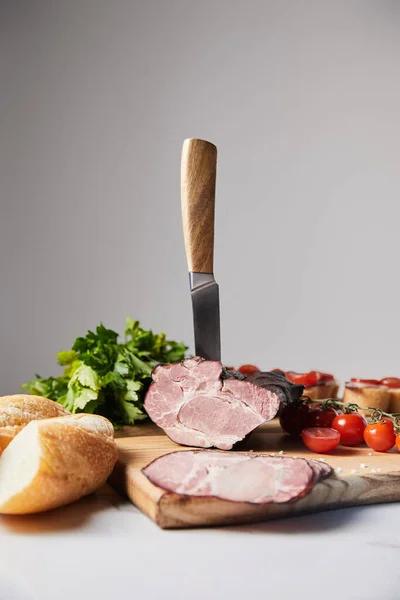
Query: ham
144 357 303 450
143 450 332 504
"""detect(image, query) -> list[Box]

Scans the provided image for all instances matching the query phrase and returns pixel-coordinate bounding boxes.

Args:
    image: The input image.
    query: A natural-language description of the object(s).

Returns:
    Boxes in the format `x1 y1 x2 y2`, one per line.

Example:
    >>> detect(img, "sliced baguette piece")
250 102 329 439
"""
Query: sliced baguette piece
304 383 339 400
343 386 391 414
388 389 400 414
0 413 118 515
0 394 69 454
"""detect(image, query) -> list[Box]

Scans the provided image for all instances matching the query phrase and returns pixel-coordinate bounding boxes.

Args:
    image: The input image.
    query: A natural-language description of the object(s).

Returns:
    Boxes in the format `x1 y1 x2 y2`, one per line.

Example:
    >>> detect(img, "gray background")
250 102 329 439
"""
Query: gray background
1 0 400 394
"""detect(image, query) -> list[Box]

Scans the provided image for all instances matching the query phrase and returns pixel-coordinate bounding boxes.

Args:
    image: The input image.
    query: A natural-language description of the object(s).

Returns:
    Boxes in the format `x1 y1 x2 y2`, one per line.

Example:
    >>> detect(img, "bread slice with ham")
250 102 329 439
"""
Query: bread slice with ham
343 381 390 413
379 379 400 414
284 371 339 401
344 378 400 414
303 382 339 400
389 389 400 413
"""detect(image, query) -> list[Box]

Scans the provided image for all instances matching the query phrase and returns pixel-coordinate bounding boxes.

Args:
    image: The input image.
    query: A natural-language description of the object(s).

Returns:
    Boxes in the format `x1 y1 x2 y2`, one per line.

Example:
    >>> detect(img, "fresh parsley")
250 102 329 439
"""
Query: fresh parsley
22 318 187 427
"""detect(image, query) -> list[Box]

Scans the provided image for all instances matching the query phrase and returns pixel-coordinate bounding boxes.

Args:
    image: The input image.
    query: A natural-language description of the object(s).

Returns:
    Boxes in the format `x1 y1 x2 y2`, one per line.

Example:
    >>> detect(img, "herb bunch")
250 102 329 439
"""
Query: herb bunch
22 318 187 427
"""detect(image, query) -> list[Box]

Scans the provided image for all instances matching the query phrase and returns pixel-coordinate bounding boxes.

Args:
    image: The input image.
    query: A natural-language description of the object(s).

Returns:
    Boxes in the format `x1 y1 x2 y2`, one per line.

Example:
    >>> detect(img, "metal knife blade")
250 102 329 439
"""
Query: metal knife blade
190 272 221 361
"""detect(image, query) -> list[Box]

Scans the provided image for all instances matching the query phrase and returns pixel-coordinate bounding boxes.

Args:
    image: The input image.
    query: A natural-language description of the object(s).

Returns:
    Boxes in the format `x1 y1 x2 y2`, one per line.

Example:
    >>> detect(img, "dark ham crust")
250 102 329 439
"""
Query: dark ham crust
144 357 304 450
142 450 333 505
221 368 304 409
245 370 304 410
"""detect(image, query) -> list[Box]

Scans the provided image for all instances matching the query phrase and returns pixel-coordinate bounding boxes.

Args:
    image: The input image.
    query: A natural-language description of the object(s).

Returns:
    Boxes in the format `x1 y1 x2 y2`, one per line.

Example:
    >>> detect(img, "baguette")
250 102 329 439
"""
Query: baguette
0 414 118 514
343 386 391 414
304 383 339 401
0 394 69 454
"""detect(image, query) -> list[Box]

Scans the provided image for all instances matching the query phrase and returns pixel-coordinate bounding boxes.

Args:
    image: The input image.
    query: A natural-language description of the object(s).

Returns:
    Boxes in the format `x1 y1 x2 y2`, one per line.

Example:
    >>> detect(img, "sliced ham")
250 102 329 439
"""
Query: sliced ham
308 459 332 482
142 450 332 504
144 357 303 450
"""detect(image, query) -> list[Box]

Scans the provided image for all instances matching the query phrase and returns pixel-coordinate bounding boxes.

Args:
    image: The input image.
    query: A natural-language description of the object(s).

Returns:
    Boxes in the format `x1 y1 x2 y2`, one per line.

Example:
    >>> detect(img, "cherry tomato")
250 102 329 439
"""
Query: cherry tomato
380 377 400 388
238 364 260 377
364 419 396 452
302 427 340 453
396 433 400 452
307 406 340 428
279 402 311 436
382 415 393 423
350 378 381 386
331 413 367 446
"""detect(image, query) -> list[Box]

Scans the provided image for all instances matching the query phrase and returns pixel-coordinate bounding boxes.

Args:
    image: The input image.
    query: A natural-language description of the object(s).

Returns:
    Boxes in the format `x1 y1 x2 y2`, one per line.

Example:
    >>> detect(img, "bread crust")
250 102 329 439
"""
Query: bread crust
388 389 400 414
0 414 118 514
0 395 69 453
343 386 391 413
303 383 339 400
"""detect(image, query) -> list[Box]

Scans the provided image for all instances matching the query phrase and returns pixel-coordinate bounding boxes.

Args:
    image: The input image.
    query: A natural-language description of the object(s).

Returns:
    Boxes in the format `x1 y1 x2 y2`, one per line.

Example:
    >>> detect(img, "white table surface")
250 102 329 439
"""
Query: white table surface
1 485 399 600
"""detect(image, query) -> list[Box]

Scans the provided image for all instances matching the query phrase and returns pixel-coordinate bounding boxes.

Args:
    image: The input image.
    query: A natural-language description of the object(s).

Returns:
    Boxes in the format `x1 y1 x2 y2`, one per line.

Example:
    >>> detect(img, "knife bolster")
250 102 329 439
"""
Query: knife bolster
189 272 216 291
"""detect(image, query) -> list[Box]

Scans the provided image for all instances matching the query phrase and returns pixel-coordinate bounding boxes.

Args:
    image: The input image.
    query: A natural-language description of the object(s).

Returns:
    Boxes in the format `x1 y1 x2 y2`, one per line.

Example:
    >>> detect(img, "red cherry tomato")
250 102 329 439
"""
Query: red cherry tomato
238 364 260 377
302 427 340 453
350 378 381 386
396 433 400 452
364 419 396 452
279 402 311 437
382 415 393 423
380 377 400 388
331 413 367 446
307 406 340 428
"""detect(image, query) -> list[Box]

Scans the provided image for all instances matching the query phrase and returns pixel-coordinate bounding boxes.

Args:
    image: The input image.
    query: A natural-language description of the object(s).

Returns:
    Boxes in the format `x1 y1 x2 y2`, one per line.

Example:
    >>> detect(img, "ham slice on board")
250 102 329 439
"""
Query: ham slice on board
143 451 333 504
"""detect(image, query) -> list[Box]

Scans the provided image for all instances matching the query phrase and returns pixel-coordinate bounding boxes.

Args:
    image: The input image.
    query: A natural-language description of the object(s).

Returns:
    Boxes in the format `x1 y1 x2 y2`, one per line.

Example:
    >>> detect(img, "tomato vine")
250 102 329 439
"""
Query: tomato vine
302 396 400 433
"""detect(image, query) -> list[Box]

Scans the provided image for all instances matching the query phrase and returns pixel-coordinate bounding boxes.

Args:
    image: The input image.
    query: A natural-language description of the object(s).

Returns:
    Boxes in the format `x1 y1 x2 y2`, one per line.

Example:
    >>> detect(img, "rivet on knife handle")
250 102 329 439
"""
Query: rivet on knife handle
181 138 217 274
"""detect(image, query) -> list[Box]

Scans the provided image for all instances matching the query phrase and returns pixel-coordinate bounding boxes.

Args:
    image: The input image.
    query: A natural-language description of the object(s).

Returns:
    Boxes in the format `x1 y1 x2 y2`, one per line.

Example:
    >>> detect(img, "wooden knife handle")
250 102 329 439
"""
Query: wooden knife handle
181 138 217 273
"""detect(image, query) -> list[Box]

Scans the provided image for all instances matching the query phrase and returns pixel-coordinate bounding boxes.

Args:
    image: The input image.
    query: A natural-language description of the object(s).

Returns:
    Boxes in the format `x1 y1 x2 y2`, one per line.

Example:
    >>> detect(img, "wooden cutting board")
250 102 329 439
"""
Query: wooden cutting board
109 420 400 529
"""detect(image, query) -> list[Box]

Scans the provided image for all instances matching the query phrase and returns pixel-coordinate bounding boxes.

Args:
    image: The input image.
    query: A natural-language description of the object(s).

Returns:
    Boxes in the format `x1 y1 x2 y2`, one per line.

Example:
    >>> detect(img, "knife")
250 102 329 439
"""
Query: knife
181 138 221 362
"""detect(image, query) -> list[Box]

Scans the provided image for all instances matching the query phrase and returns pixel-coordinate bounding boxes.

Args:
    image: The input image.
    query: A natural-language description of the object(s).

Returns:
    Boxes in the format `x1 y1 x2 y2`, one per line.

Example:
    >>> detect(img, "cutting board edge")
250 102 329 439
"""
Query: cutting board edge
109 460 165 525
146 472 400 529
155 496 400 530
